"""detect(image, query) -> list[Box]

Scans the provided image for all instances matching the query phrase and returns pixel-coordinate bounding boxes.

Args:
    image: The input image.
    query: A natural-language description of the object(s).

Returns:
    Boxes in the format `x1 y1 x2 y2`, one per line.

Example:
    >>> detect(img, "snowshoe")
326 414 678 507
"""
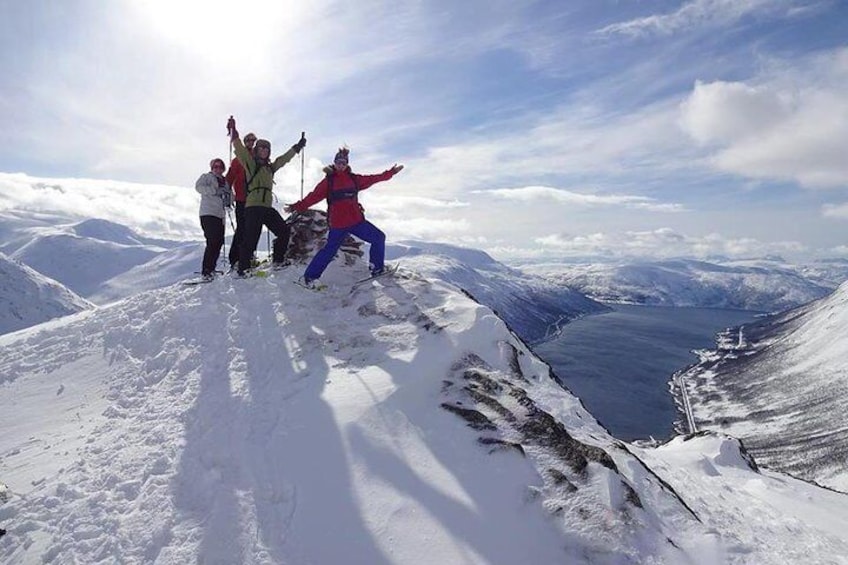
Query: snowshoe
351 264 399 289
294 277 327 292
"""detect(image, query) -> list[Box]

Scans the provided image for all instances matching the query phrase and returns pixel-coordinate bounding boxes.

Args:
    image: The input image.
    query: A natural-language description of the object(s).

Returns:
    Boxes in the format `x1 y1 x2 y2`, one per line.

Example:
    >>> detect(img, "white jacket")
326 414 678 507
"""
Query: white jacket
195 172 231 219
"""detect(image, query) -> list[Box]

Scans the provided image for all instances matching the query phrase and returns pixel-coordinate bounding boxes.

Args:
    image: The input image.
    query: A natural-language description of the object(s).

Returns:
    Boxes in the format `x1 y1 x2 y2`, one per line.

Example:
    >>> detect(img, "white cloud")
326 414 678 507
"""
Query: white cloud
680 81 790 145
678 48 848 189
479 186 685 212
823 203 848 219
0 173 197 240
597 0 809 38
379 215 472 241
530 228 805 260
372 196 470 211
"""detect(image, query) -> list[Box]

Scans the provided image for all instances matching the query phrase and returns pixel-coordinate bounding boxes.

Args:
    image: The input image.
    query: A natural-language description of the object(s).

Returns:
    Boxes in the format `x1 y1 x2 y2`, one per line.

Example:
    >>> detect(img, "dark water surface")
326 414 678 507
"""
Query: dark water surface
533 304 758 441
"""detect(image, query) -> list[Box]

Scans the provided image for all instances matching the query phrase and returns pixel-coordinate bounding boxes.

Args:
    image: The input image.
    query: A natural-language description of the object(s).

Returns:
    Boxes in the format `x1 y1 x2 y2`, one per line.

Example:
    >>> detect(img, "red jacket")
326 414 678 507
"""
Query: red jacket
225 157 247 203
292 168 395 229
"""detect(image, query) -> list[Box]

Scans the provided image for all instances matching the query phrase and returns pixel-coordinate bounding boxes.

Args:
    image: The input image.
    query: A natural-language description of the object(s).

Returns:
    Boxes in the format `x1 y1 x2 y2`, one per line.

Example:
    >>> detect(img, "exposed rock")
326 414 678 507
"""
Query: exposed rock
287 210 362 265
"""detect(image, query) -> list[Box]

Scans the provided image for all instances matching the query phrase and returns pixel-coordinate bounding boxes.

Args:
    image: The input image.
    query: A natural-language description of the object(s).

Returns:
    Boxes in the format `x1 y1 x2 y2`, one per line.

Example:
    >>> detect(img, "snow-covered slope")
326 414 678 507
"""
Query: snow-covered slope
1 265 846 563
676 281 848 492
388 241 608 344
522 258 835 312
12 233 161 298
0 252 93 335
87 242 202 304
2 215 184 302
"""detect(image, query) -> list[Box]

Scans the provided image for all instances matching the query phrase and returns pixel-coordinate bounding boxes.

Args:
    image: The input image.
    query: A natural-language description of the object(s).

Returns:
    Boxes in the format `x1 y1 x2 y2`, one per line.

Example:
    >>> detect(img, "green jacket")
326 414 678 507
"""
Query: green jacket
233 138 299 207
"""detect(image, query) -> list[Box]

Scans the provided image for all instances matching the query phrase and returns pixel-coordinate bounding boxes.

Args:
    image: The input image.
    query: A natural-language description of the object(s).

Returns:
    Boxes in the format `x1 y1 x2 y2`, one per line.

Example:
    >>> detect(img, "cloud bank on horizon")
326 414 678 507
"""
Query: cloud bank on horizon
0 0 846 262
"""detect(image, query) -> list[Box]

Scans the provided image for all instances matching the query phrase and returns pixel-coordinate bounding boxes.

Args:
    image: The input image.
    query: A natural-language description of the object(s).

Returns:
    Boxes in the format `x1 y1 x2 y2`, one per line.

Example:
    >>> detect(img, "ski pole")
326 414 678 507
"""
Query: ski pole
300 130 305 199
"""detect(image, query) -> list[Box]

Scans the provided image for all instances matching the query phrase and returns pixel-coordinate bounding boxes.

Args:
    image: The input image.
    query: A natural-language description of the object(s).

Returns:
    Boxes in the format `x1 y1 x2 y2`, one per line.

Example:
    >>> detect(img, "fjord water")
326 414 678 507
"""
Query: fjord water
534 304 759 441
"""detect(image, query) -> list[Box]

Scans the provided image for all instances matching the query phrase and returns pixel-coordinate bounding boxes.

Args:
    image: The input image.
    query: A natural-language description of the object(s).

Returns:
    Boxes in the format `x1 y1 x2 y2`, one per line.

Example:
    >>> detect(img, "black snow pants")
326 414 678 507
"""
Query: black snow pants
200 215 225 276
239 206 291 273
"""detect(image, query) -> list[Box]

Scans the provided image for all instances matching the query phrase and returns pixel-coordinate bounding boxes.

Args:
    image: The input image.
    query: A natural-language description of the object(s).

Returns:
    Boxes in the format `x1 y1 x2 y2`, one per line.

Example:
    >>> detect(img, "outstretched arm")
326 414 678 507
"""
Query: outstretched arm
286 177 329 213
354 164 404 192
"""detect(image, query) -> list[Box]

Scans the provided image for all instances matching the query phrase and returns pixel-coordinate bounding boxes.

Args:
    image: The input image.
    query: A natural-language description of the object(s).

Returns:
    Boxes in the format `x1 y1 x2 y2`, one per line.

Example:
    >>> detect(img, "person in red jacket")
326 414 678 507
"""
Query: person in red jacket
224 132 256 270
286 147 403 287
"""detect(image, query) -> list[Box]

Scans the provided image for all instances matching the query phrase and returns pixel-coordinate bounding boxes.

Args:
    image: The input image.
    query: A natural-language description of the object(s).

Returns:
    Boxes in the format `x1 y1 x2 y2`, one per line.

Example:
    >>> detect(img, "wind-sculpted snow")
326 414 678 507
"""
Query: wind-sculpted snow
523 258 836 312
675 282 848 493
1 266 847 563
0 252 93 335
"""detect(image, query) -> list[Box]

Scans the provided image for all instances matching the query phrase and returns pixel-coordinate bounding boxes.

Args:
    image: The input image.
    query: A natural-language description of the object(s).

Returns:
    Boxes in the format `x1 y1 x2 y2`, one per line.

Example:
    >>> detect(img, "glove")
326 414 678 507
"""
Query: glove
389 164 404 176
221 190 233 208
294 134 306 152
227 116 238 141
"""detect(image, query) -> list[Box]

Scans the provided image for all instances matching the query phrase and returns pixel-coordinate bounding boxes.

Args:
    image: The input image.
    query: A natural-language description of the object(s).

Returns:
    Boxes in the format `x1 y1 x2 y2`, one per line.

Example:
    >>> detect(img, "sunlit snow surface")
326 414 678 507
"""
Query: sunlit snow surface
2 267 847 563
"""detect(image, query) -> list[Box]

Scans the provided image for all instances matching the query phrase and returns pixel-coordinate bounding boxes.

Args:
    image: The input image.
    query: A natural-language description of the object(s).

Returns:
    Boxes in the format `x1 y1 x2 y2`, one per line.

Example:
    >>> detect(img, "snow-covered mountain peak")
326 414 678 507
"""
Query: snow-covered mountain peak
2 265 847 563
0 252 93 335
70 218 149 246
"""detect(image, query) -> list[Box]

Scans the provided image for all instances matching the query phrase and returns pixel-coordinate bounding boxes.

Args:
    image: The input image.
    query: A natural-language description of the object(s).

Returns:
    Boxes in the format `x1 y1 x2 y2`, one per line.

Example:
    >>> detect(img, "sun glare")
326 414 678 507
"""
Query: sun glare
130 0 297 65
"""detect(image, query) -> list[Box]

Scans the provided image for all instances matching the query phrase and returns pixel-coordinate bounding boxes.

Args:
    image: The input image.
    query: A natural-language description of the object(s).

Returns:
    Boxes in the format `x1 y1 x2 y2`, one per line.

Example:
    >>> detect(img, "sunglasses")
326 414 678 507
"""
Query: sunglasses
244 138 256 144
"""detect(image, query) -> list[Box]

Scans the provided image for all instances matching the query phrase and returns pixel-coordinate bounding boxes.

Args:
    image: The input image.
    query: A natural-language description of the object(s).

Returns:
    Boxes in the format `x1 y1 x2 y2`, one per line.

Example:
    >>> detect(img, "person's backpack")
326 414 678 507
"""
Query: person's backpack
325 171 365 216
245 161 274 204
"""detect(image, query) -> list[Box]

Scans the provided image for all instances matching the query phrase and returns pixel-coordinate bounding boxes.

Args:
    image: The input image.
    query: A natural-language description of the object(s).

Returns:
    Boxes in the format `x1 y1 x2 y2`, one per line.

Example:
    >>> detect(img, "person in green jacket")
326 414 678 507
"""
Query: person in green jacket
226 116 306 276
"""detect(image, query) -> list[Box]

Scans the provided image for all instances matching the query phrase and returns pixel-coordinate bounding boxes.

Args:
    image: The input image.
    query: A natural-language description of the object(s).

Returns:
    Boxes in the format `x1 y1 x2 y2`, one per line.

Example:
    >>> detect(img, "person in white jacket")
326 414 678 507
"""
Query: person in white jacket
195 158 233 279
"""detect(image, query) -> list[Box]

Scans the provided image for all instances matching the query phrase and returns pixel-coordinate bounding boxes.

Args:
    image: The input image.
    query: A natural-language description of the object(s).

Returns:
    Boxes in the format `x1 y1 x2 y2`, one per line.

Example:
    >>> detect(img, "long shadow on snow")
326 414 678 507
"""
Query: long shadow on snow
173 277 390 564
337 278 570 564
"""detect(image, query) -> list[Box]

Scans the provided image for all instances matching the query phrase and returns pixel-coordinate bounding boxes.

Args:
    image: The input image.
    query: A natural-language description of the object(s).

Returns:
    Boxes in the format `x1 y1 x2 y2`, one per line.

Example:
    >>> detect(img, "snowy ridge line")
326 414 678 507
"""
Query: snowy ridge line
615 443 701 522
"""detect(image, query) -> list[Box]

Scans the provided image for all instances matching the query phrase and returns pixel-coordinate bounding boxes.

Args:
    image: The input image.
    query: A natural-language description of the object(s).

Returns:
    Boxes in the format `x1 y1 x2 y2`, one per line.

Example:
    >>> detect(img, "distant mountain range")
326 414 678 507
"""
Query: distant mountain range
520 258 848 312
0 214 606 345
388 241 608 344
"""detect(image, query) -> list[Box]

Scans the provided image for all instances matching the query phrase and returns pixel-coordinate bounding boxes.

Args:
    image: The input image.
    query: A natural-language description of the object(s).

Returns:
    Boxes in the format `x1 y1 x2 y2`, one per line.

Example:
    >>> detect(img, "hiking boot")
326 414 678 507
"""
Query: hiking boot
272 259 291 270
301 277 320 289
201 272 215 282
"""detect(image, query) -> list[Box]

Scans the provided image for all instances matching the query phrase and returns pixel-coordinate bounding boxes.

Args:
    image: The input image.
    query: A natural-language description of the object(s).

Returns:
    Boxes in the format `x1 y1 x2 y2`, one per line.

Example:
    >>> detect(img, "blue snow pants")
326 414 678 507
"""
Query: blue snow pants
304 221 385 281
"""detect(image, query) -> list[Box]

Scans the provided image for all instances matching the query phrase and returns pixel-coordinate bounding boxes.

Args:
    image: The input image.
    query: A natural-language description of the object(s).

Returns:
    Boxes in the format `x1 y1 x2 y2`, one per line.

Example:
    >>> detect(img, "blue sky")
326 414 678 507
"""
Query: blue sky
1 0 847 262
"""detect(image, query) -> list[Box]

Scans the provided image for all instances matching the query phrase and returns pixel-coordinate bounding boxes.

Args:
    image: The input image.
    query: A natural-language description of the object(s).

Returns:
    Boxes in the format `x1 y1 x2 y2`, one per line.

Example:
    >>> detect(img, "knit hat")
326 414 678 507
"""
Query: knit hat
334 147 349 165
252 139 271 163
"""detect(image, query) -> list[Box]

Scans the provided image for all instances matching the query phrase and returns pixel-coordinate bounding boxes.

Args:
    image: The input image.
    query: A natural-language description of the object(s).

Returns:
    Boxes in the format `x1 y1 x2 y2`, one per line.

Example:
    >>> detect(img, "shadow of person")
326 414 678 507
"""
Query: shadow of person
173 279 391 564
170 291 247 563
331 276 573 564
